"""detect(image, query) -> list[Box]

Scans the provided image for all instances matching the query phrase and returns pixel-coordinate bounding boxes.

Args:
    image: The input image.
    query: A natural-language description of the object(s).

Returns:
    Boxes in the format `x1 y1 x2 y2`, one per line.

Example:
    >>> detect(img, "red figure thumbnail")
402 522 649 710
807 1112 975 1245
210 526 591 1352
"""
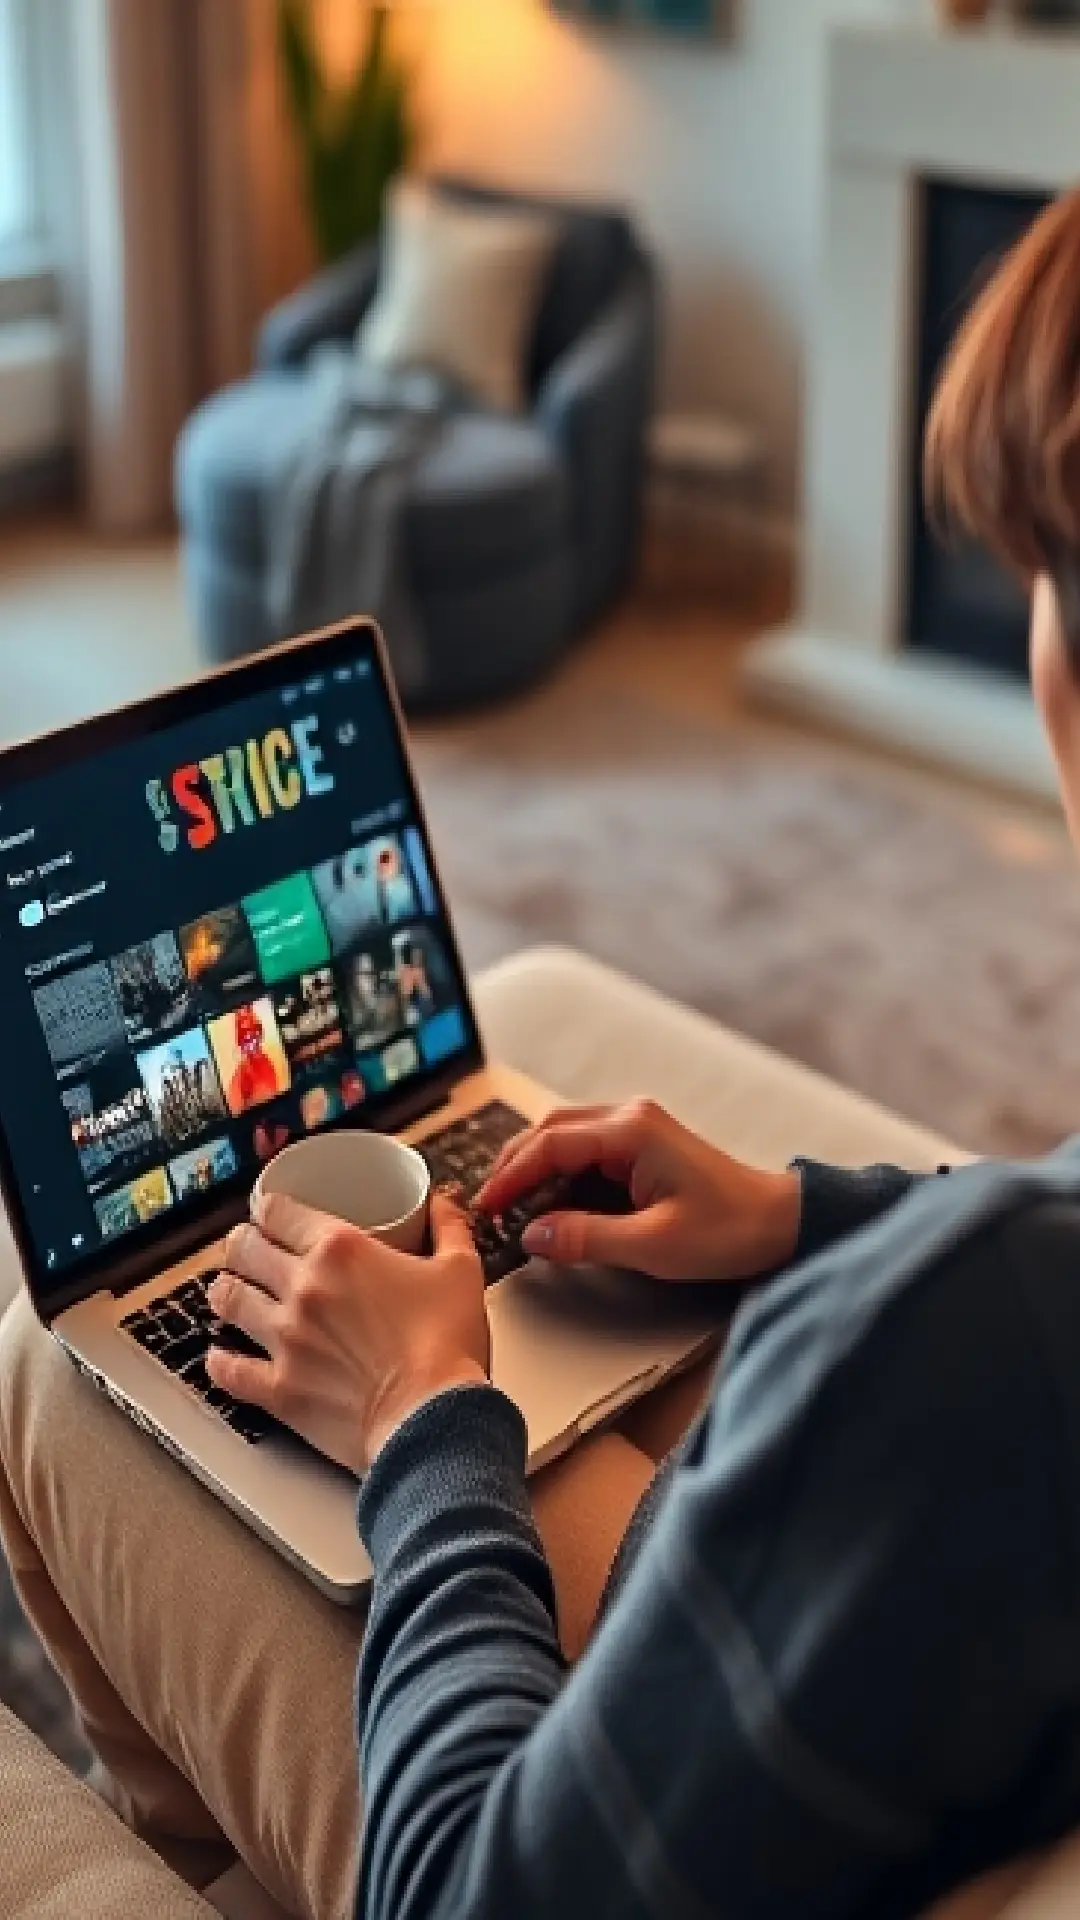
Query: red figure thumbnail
228 1003 281 1114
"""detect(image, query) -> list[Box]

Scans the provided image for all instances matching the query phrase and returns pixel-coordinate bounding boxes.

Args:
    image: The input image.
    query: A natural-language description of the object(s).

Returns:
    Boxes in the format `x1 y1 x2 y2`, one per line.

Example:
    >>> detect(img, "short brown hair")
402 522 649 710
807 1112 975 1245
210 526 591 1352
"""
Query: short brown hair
924 185 1080 646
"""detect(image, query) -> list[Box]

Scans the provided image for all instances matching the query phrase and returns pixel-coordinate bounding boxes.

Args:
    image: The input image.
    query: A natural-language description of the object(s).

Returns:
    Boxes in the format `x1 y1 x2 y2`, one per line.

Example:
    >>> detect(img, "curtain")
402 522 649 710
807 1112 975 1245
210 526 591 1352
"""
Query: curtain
38 0 260 533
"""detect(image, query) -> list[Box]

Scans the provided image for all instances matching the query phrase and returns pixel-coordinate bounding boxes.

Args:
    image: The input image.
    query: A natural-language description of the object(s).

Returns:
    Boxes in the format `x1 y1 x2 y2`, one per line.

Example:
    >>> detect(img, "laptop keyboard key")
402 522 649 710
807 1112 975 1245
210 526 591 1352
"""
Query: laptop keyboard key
176 1288 215 1324
121 1313 170 1355
159 1330 210 1374
211 1324 268 1362
181 1359 212 1396
227 1405 274 1444
157 1308 192 1341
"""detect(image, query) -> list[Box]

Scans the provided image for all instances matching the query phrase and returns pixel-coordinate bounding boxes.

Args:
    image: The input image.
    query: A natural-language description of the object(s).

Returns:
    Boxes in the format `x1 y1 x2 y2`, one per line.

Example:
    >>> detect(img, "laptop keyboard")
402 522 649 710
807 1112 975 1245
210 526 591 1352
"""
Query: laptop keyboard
120 1275 277 1445
419 1101 633 1279
419 1100 535 1282
118 1102 535 1445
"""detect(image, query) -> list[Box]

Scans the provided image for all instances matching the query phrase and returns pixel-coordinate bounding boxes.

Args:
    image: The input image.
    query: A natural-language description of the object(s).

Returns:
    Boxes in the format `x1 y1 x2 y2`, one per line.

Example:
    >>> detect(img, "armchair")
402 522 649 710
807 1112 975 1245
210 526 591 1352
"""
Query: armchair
254 245 381 373
175 179 659 708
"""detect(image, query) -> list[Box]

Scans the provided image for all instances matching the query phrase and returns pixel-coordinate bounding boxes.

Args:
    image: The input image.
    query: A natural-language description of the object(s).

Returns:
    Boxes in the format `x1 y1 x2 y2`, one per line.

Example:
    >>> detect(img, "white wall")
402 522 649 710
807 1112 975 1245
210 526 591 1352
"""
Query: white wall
420 0 914 520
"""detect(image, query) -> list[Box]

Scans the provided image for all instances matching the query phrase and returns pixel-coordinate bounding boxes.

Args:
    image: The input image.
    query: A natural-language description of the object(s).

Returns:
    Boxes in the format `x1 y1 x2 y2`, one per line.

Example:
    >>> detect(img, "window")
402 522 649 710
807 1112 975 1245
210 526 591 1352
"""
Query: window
0 0 36 250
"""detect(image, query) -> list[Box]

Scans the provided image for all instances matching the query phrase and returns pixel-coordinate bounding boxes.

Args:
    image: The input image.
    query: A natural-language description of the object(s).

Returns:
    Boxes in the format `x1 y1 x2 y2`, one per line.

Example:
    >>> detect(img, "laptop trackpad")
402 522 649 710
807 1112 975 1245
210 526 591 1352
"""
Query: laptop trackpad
487 1260 727 1466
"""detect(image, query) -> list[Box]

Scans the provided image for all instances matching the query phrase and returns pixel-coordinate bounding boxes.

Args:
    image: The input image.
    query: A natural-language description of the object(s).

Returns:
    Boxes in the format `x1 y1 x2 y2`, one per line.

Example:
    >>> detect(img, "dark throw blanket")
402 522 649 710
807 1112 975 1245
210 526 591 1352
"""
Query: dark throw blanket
266 351 456 700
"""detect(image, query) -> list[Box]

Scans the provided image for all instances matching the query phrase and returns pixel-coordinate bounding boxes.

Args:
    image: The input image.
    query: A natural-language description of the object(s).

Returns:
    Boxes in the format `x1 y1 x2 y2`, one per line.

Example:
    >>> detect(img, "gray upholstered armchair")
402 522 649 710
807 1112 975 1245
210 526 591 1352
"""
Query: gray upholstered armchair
175 178 658 708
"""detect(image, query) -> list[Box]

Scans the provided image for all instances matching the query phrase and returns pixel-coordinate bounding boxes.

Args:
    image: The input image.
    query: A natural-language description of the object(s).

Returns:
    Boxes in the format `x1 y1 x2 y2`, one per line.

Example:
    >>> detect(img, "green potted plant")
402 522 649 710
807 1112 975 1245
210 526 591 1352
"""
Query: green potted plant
277 0 416 262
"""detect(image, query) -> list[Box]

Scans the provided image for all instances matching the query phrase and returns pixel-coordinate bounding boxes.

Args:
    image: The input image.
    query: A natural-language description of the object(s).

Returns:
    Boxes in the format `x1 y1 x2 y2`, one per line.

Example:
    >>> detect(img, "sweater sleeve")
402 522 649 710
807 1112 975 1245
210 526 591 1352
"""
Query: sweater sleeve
792 1159 945 1262
354 1181 1076 1920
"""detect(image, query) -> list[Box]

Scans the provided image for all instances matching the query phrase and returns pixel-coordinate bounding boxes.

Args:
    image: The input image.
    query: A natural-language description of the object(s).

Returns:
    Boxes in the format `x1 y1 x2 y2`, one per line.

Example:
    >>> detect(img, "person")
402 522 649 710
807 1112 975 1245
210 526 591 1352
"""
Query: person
393 932 437 1026
372 840 415 925
223 1003 284 1116
347 950 401 1051
7 189 1080 1920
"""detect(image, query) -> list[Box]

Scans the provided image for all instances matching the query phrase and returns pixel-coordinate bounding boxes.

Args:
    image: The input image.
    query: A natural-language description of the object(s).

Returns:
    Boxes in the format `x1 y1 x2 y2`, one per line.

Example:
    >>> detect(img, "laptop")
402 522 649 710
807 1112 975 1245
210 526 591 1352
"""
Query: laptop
0 619 721 1602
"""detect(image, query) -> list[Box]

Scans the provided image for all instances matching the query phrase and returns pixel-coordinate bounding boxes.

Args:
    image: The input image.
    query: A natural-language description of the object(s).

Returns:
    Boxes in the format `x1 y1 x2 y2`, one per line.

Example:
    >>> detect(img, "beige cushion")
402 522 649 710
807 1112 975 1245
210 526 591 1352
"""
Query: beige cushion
356 179 557 413
0 1702 215 1918
475 943 964 1174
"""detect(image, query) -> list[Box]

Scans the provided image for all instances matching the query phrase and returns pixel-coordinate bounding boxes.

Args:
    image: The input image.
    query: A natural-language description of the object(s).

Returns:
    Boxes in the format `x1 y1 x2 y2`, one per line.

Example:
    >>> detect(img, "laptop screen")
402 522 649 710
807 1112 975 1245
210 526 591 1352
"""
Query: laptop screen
0 623 481 1305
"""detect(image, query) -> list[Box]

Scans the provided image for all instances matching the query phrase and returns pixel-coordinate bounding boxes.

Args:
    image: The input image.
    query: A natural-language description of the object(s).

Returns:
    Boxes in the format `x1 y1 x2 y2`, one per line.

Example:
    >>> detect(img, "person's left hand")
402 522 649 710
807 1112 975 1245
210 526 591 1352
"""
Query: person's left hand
205 1188 490 1476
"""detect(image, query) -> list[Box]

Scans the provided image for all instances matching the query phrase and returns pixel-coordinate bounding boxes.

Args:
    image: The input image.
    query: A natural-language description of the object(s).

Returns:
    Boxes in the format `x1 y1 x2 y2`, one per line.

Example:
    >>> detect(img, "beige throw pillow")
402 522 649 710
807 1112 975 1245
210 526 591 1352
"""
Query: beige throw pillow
356 180 558 414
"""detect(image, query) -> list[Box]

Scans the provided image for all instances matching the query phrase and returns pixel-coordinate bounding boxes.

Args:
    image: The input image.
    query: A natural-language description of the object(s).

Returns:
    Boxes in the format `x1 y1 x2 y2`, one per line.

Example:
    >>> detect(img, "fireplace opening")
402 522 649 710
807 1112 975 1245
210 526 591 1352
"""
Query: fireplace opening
905 179 1051 684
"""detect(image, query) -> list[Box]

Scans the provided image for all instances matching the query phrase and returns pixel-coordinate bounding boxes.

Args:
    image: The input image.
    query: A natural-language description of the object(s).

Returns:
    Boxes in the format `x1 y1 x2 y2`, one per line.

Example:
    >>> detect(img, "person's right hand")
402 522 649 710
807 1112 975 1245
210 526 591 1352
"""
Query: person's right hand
474 1100 802 1286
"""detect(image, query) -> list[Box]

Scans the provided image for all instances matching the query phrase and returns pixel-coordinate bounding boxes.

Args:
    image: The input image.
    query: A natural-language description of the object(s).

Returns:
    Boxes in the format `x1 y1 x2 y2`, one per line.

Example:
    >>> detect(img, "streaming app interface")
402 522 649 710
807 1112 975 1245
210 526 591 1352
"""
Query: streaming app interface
0 646 473 1293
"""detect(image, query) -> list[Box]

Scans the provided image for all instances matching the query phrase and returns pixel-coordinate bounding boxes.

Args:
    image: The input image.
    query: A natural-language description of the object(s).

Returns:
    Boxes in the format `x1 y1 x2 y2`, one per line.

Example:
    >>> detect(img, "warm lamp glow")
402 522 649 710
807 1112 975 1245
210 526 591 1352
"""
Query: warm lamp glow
424 0 612 152
310 1 368 79
312 0 486 82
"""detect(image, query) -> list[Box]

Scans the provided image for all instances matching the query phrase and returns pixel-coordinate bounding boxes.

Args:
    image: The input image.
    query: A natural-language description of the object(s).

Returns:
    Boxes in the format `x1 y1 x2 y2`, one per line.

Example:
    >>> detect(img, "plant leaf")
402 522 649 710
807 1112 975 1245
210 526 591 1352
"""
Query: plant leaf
281 0 414 260
277 0 325 134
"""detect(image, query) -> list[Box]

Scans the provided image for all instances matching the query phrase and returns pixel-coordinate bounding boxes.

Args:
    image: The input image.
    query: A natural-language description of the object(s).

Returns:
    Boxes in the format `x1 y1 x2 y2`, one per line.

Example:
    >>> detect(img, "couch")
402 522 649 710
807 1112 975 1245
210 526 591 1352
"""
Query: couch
0 946 1076 1917
175 181 658 709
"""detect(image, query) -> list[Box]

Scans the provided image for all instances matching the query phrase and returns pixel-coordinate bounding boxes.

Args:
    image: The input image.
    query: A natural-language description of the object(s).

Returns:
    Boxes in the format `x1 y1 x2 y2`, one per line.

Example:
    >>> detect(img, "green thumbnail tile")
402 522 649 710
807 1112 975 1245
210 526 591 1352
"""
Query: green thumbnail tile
243 873 330 986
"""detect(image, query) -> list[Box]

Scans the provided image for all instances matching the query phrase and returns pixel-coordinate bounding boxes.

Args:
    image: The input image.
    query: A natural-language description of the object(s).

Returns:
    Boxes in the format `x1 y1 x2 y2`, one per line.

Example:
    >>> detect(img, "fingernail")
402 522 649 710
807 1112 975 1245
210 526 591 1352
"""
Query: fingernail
522 1220 554 1255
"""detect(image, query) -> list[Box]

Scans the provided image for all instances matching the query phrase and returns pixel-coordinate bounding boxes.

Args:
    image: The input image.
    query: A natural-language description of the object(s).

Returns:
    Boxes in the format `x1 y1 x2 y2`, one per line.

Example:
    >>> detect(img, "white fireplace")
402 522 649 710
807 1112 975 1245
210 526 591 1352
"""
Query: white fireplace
743 18 1080 801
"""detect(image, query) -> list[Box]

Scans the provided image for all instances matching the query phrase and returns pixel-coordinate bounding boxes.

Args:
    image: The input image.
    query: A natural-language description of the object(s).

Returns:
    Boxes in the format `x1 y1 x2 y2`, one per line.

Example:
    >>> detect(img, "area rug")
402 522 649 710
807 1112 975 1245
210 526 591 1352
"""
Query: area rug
412 684 1080 1160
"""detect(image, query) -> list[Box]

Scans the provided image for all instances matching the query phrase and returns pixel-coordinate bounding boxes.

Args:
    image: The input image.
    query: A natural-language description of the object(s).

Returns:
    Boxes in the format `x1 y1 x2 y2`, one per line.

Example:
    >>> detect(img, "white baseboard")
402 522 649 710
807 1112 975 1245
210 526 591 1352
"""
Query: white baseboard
743 622 1058 804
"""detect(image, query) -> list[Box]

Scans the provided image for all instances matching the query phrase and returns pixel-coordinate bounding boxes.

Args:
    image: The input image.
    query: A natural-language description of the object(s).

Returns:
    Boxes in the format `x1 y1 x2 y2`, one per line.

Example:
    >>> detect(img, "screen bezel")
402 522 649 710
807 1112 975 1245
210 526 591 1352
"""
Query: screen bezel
0 618 485 1321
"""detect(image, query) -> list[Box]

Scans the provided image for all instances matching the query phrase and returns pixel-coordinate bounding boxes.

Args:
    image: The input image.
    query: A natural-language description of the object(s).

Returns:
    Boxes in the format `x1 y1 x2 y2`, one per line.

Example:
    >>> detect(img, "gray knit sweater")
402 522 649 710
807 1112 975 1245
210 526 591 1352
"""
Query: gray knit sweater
356 1151 1080 1918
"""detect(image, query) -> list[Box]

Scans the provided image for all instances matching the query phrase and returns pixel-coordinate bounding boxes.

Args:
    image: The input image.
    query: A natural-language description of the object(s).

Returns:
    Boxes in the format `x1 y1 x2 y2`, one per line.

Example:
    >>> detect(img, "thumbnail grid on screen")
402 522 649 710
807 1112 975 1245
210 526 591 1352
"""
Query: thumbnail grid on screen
33 828 465 1248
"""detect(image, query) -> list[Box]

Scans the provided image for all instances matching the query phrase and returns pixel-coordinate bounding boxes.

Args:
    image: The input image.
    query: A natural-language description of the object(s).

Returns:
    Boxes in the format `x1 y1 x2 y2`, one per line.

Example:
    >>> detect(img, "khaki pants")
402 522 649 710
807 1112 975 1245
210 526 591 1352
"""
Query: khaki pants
0 1293 714 1920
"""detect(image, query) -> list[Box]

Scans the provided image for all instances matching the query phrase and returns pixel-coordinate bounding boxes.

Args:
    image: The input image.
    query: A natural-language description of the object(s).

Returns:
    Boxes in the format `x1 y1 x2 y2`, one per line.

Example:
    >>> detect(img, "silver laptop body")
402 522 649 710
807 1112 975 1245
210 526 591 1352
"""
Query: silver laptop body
1 620 721 1602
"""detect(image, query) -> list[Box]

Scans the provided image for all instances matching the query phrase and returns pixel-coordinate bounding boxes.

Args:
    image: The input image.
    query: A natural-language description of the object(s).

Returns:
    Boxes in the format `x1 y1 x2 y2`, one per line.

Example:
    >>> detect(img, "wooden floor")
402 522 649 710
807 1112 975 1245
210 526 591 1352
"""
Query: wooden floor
0 516 199 740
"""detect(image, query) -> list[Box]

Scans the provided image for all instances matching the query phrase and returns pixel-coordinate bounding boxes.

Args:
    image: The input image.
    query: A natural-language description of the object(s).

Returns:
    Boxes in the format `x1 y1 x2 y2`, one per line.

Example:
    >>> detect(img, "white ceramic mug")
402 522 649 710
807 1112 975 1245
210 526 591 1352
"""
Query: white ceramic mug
253 1132 431 1254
